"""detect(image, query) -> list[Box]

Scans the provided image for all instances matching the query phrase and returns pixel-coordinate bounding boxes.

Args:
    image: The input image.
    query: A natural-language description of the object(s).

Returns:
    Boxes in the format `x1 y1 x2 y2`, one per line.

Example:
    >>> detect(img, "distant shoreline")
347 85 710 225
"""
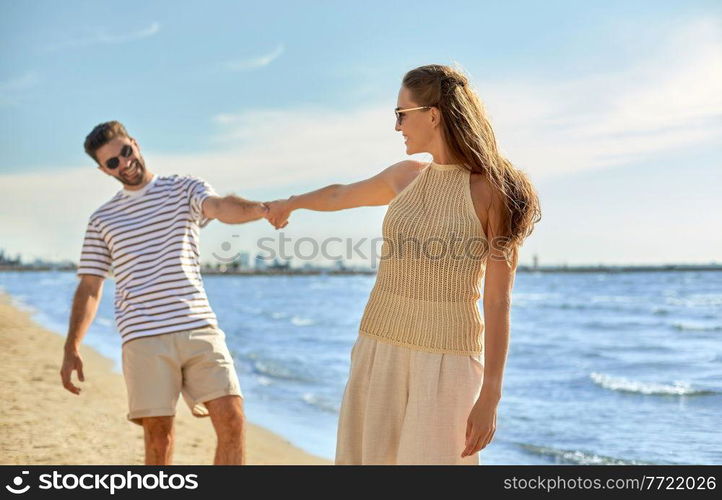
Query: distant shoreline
1 264 721 275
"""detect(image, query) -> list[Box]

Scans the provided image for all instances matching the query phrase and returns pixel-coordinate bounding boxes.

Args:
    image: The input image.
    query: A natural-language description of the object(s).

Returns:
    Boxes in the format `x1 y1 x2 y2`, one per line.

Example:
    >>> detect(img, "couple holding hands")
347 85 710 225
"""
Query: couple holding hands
61 64 540 465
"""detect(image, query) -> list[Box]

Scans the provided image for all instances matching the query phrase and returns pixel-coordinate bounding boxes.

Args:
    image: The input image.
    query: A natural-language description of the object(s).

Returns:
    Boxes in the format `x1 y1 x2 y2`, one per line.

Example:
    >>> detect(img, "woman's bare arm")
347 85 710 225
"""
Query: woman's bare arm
265 160 425 228
471 175 515 401
462 176 515 457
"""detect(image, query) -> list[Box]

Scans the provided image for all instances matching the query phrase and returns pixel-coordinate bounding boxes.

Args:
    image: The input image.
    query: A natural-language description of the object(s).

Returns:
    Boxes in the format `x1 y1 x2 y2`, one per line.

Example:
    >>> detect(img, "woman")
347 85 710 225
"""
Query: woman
265 64 541 465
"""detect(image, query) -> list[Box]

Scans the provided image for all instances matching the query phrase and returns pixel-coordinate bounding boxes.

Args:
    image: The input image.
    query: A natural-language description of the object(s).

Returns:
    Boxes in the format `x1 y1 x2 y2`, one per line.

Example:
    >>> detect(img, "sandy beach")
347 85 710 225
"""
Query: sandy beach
0 292 330 465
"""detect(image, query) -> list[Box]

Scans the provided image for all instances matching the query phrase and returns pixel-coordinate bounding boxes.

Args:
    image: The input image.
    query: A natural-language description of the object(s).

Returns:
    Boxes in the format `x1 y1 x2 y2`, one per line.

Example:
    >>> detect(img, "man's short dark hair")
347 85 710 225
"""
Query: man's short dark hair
84 121 130 164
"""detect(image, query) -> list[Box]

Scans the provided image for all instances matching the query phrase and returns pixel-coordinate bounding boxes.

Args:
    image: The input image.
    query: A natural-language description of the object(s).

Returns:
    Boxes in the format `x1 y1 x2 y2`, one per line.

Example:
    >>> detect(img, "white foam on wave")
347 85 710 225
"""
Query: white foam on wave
519 443 649 465
590 372 710 395
301 392 340 414
672 321 722 332
291 316 315 326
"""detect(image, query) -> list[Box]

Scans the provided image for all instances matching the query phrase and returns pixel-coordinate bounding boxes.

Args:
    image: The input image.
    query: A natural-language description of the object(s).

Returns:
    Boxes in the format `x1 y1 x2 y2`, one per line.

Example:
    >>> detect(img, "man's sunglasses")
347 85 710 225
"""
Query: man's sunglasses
104 144 133 169
395 106 432 125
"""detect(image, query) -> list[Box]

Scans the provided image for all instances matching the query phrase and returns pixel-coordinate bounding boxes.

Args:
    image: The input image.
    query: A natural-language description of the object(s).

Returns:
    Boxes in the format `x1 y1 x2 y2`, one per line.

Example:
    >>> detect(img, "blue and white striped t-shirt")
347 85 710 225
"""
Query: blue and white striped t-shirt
77 173 220 344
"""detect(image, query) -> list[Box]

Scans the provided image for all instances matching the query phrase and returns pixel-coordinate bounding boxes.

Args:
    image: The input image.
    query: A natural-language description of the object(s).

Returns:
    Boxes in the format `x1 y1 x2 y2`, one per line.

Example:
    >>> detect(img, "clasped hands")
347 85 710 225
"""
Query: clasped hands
260 197 294 229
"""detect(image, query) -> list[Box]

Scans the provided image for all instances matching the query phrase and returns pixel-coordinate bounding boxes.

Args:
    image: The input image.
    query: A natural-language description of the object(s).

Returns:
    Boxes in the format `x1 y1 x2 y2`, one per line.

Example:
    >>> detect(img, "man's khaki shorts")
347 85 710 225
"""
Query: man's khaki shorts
121 327 243 426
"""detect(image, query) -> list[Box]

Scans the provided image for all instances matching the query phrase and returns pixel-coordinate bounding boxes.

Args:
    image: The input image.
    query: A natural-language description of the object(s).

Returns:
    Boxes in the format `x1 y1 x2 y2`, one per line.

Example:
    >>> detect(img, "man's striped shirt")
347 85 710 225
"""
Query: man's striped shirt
77 174 220 344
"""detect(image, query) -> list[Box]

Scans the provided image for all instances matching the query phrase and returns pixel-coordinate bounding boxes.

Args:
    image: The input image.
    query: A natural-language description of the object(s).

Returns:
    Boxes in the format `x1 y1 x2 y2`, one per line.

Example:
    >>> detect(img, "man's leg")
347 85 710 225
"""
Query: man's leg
142 416 175 465
205 395 245 465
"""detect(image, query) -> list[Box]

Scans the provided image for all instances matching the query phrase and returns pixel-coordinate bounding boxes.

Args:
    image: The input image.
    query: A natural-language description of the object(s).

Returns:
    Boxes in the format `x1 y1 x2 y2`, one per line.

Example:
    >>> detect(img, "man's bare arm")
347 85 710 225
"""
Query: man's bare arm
60 274 104 394
202 194 269 224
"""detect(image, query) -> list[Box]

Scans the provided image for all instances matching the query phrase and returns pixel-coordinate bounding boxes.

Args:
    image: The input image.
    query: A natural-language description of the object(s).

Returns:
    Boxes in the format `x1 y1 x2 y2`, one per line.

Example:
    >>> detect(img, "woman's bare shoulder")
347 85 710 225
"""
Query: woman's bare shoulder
386 159 427 174
383 159 427 193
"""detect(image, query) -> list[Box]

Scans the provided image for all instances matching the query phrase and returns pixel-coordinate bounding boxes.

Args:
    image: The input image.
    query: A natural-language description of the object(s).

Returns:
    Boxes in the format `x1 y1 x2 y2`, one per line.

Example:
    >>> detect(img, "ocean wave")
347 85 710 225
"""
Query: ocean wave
518 443 652 465
540 302 643 314
97 317 113 327
251 359 314 383
291 316 315 326
301 392 340 414
7 294 34 312
667 296 722 307
590 295 645 304
235 305 263 315
590 372 715 396
38 278 64 286
581 319 663 330
672 322 722 332
308 281 334 290
557 302 625 311
514 293 560 302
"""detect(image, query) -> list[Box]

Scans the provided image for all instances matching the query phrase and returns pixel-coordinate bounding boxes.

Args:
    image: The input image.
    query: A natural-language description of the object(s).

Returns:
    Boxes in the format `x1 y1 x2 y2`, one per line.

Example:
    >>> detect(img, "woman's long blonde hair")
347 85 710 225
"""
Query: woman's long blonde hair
403 64 541 268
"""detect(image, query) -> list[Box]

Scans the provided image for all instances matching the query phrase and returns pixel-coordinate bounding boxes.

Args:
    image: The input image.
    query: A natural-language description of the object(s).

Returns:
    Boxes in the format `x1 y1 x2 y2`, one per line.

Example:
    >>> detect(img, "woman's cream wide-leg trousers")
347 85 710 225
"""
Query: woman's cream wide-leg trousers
335 334 484 465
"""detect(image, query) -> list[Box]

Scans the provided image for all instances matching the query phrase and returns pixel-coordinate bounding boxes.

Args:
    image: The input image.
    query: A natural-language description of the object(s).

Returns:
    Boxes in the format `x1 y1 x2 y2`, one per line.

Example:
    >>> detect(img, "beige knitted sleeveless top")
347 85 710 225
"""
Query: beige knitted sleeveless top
358 160 489 355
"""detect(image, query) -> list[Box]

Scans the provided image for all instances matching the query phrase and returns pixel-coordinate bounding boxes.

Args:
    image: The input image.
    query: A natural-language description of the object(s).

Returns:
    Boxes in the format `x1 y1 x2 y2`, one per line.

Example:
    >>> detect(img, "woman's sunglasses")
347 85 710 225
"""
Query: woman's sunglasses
394 106 432 125
104 144 133 169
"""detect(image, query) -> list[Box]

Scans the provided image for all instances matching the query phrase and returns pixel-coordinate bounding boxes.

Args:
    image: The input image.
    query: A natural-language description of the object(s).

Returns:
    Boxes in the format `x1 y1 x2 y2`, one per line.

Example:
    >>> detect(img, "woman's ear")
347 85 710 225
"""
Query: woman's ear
431 106 442 128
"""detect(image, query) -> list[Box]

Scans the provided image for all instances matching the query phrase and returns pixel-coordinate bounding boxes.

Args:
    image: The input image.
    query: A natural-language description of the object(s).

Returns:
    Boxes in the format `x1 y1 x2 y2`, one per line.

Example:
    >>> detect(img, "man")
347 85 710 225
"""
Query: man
60 120 269 465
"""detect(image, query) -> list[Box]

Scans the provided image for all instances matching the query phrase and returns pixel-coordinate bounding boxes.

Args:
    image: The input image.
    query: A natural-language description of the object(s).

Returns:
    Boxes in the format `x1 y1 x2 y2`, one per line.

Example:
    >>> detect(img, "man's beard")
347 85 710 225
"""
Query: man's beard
116 157 146 187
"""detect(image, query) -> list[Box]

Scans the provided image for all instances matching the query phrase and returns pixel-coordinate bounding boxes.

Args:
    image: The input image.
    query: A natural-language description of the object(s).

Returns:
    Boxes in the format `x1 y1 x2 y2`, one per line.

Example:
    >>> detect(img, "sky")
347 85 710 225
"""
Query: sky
1 0 721 267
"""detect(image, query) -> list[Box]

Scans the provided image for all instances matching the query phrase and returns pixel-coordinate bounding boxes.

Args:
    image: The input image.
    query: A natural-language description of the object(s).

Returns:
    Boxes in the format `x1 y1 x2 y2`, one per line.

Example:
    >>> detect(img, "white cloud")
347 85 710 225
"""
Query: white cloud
223 44 285 71
95 21 161 44
205 19 722 183
480 17 722 176
44 22 161 51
